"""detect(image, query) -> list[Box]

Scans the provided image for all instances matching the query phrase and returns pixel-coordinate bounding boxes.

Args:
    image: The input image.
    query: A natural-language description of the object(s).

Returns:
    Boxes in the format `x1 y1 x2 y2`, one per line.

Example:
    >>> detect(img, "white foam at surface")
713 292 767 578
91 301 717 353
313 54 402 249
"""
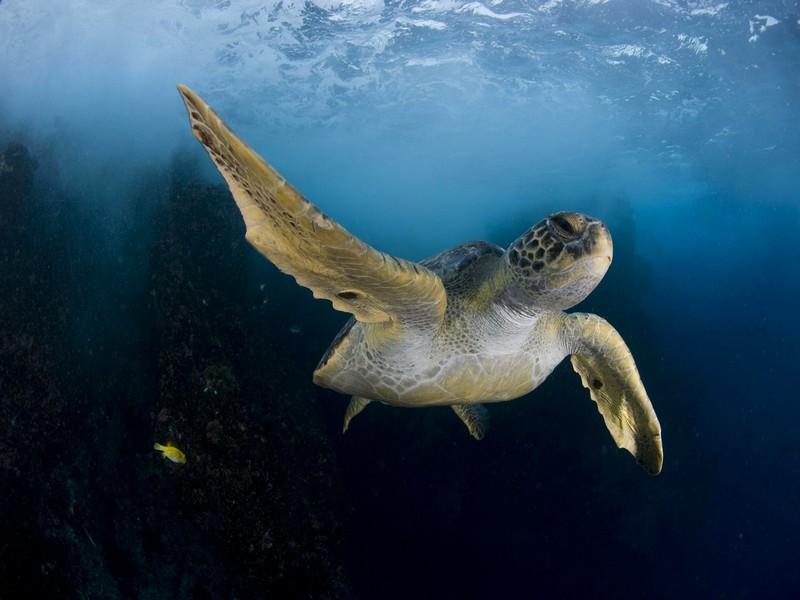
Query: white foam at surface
604 44 649 58
755 15 779 28
537 0 609 12
411 0 462 14
748 15 780 43
457 2 524 20
311 0 385 12
406 56 473 67
538 0 563 11
677 34 708 55
603 43 674 66
397 18 448 30
689 3 727 17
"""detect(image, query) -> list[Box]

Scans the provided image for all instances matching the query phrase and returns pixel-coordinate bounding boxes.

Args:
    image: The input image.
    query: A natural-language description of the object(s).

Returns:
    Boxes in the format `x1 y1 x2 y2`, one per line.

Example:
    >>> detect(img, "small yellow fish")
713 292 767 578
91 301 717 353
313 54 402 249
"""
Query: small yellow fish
153 442 187 464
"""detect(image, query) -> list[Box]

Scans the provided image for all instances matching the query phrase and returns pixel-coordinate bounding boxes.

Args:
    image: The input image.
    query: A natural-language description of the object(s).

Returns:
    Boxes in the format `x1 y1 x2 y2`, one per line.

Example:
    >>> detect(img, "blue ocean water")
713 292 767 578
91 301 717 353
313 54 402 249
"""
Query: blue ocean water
1 1 798 598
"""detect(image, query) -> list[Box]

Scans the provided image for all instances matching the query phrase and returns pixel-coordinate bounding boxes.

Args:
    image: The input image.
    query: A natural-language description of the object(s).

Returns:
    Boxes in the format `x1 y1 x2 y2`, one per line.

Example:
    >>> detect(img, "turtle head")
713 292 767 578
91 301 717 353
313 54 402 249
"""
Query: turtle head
503 212 612 310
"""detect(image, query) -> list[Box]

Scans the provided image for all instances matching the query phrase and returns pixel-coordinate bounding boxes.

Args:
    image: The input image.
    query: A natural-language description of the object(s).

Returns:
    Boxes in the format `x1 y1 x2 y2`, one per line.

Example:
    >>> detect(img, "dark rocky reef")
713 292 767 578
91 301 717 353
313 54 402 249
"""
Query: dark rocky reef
0 141 87 596
146 180 349 598
0 143 349 598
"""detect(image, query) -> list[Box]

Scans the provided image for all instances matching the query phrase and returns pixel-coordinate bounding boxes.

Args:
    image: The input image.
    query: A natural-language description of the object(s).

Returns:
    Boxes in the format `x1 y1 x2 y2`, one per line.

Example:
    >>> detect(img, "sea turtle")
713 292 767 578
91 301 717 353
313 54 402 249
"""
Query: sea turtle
177 84 663 474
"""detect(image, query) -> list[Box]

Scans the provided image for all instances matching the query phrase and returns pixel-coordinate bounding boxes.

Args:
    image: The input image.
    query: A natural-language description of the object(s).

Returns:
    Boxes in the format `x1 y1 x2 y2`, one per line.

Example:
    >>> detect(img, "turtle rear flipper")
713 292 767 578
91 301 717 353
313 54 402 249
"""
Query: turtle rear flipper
452 404 489 440
342 396 372 433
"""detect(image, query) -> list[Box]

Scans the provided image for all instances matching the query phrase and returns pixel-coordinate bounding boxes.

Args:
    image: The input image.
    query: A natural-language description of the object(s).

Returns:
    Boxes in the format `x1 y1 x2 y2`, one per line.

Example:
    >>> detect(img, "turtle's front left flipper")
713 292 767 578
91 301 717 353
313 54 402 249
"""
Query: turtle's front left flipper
176 85 446 329
561 313 663 474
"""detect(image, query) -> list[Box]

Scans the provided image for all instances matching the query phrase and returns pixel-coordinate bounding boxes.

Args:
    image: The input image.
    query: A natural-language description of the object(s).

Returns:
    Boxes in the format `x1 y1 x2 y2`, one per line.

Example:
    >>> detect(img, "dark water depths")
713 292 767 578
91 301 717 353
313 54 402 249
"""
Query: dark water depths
1 135 798 598
2 1 800 598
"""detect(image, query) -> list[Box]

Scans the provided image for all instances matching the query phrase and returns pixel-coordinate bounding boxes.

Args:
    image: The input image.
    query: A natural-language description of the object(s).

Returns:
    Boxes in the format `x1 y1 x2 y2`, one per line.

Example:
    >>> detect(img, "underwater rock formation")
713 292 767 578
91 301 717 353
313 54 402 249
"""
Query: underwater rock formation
0 141 88 596
0 144 349 598
147 180 349 597
0 142 36 227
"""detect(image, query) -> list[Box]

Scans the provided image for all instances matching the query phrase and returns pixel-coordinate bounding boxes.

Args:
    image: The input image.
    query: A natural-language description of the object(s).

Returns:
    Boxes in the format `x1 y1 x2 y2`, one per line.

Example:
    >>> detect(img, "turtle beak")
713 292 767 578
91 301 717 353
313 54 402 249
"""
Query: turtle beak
586 220 613 265
580 220 613 280
548 212 613 265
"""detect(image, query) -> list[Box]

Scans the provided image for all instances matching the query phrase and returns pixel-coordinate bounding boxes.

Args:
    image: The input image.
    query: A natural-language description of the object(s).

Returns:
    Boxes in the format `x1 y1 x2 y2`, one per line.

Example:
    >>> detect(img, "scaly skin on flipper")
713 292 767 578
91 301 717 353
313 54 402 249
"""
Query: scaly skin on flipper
561 313 663 474
451 404 489 440
178 85 664 474
176 84 446 329
343 396 371 433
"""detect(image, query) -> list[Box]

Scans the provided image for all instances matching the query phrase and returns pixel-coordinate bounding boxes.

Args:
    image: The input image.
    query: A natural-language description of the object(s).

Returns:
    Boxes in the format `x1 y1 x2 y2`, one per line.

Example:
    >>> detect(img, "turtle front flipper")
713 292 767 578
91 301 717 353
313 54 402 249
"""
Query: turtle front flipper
177 84 446 328
452 404 489 440
561 313 663 475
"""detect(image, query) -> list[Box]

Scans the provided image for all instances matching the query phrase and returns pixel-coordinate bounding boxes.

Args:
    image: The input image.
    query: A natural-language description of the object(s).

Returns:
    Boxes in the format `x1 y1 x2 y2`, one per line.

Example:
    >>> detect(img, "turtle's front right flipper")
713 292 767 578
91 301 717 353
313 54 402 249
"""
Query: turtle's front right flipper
176 85 446 329
561 313 663 475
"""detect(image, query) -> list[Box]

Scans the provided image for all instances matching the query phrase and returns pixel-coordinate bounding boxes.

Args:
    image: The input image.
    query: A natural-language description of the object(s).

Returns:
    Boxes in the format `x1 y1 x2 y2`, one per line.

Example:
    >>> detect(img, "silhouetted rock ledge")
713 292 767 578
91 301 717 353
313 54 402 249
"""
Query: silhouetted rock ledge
0 144 350 599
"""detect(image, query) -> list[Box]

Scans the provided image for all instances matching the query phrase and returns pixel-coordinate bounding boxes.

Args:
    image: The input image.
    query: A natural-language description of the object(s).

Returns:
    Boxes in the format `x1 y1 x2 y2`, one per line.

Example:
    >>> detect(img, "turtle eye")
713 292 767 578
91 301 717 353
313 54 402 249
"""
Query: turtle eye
550 215 575 237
